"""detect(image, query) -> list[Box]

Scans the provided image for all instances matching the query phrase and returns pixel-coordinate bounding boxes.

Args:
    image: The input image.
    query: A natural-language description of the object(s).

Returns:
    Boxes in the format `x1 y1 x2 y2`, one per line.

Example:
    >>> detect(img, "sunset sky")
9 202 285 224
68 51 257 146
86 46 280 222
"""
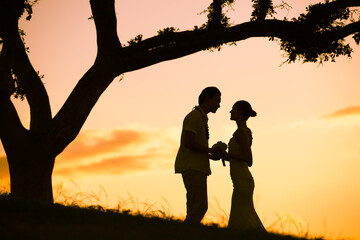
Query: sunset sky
1 0 360 239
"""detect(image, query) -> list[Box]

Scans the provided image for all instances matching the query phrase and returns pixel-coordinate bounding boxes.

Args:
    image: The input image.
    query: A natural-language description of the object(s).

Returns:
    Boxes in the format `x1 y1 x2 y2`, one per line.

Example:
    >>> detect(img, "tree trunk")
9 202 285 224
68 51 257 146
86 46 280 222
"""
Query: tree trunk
7 144 55 204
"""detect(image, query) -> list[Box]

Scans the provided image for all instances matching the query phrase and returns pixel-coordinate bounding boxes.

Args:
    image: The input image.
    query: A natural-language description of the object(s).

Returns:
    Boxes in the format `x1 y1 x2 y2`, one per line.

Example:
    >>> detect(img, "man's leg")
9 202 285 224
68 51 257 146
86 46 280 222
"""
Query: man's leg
182 170 208 224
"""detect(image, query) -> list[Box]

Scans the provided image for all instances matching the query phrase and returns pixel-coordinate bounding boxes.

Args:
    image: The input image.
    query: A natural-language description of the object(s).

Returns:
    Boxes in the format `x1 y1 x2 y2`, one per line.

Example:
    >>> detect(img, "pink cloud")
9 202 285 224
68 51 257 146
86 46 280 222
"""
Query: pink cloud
54 145 178 177
54 154 153 176
322 106 360 119
0 128 178 178
60 129 148 161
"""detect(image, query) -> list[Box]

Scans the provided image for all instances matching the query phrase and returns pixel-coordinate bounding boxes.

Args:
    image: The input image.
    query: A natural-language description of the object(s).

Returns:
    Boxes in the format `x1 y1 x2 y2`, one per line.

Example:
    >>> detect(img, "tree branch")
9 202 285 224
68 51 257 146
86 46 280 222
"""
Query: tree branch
331 21 360 40
117 11 360 71
0 41 27 156
114 20 304 72
0 94 27 158
50 0 123 155
51 62 117 156
9 23 52 132
47 0 360 156
90 0 122 55
208 0 223 28
308 0 360 14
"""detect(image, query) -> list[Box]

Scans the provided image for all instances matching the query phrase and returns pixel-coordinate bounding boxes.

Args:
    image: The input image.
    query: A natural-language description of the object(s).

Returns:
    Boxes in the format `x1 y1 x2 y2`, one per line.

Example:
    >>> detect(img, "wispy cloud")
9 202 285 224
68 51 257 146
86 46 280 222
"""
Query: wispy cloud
0 127 179 179
54 127 179 177
60 129 148 161
55 154 153 176
321 106 360 119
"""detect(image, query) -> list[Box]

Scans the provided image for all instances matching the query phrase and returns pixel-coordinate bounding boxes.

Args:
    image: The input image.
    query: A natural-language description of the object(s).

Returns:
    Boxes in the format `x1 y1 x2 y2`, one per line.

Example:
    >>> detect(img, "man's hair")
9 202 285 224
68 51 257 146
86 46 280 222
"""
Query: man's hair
198 87 221 105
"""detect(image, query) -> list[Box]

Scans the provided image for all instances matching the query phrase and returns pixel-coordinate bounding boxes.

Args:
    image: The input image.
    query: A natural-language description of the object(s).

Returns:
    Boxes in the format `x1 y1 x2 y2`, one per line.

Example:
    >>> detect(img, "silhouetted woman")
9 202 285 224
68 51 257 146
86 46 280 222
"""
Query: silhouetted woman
224 100 266 232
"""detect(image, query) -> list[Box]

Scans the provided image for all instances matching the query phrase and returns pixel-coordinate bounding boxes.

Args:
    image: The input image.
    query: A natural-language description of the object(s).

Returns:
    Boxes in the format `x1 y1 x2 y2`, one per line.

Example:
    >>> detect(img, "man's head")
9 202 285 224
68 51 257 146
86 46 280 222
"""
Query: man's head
198 87 221 114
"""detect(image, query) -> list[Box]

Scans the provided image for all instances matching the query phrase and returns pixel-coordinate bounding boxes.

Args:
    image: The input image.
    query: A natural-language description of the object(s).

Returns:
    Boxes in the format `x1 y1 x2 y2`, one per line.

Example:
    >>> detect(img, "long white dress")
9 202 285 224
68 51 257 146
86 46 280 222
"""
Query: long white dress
227 129 266 232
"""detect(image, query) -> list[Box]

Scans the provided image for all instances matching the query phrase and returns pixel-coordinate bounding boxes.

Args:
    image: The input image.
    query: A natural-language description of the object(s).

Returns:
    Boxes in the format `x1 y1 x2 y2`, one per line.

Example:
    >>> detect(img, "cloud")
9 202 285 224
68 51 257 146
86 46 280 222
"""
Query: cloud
60 129 149 161
55 154 153 176
322 106 360 119
54 127 179 177
55 149 176 177
0 156 9 180
0 126 180 179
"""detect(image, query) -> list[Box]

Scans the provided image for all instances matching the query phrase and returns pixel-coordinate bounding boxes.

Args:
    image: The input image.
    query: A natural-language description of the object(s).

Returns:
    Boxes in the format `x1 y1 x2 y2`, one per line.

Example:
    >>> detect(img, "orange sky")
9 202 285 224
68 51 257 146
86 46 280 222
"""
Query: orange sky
1 0 360 239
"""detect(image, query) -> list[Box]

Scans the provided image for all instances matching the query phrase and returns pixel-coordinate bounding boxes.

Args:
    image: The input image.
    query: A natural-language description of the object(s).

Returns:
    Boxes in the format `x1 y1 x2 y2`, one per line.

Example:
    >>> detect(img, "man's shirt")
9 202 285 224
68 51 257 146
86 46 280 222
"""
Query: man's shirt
175 106 211 175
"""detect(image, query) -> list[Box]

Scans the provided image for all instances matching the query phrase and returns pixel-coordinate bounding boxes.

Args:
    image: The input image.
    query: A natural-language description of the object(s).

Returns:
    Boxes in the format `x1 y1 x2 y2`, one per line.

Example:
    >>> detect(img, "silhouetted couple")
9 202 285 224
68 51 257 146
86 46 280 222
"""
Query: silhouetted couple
175 86 266 232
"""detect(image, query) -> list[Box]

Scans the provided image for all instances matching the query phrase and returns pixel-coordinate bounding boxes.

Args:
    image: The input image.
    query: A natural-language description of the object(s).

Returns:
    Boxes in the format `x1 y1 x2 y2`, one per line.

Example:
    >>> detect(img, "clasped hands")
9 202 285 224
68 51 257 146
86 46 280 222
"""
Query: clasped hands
209 141 228 166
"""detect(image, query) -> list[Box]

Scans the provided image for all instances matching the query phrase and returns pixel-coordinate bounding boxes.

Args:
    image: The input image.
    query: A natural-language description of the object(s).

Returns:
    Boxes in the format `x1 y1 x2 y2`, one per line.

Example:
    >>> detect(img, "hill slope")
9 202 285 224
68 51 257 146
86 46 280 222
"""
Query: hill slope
0 194 320 240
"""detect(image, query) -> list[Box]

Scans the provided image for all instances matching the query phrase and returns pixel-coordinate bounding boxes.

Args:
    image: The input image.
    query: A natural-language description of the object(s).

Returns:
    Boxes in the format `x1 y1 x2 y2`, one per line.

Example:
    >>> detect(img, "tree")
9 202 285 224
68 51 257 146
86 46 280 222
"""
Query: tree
0 0 359 204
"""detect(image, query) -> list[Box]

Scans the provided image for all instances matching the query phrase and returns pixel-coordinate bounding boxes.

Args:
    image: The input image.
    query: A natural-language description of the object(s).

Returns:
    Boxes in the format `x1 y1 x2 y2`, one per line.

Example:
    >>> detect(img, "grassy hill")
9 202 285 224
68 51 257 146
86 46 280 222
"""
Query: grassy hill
0 193 322 240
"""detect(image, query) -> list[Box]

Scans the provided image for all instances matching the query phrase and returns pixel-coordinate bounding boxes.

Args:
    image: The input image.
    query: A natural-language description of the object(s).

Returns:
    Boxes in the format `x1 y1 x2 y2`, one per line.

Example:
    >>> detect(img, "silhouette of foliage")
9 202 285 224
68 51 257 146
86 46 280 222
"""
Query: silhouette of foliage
127 34 143 46
251 0 275 21
279 2 357 63
201 0 235 29
157 27 179 36
11 70 25 100
274 0 292 17
197 0 237 51
11 69 44 100
0 0 359 205
18 29 29 53
354 32 360 44
23 0 40 20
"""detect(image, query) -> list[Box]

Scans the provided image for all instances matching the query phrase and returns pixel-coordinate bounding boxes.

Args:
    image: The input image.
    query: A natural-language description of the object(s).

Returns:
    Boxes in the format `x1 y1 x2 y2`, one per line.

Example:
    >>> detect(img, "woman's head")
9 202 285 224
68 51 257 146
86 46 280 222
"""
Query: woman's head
231 100 257 121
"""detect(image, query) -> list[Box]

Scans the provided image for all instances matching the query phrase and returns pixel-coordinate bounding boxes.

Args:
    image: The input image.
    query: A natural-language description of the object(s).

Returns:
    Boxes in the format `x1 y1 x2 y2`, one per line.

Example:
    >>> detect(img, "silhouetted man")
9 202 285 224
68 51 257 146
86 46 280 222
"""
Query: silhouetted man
175 86 222 224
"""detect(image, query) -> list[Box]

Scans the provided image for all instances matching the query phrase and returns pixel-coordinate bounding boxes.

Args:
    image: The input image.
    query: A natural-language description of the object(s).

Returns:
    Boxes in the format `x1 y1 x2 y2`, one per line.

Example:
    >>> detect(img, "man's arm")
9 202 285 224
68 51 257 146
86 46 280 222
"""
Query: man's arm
182 130 223 161
183 131 211 153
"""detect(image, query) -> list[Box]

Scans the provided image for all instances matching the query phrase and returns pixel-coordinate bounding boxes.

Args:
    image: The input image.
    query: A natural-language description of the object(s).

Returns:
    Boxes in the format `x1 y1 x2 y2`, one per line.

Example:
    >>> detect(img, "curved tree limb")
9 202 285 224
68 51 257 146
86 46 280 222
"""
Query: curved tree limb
90 0 122 55
328 21 360 40
50 0 123 155
48 0 360 156
307 0 360 15
9 23 52 132
0 0 359 204
0 40 27 159
118 17 359 72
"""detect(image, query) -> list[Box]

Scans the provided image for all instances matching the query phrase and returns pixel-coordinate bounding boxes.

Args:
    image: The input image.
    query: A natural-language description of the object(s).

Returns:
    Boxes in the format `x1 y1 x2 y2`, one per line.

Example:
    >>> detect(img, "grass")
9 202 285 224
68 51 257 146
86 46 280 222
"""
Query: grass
0 192 324 240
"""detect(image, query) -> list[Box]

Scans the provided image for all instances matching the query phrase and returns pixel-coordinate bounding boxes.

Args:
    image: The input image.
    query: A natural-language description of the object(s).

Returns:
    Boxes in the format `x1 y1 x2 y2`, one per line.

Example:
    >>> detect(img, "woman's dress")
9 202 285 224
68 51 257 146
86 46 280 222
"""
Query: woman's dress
227 129 266 232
